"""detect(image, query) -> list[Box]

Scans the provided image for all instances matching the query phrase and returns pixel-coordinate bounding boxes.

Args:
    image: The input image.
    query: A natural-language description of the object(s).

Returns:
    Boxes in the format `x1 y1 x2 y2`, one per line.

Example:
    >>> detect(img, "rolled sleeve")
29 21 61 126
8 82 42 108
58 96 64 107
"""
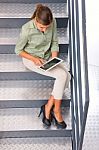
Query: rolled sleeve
50 19 59 52
15 26 28 55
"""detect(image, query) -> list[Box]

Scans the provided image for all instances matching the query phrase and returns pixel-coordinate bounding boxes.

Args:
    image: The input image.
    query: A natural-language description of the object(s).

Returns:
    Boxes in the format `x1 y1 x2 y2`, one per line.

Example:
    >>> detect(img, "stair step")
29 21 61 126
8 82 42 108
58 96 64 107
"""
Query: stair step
0 108 72 138
0 80 71 108
0 28 69 45
0 27 69 54
0 3 68 28
0 54 70 80
0 0 67 3
0 3 68 18
0 137 72 150
0 44 69 54
0 54 69 72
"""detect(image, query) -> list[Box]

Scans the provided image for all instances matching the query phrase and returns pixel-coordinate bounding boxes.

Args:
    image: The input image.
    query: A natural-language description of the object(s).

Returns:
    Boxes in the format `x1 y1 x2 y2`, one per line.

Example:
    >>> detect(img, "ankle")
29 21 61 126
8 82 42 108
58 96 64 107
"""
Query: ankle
53 108 63 118
53 108 61 114
45 104 52 119
45 104 50 112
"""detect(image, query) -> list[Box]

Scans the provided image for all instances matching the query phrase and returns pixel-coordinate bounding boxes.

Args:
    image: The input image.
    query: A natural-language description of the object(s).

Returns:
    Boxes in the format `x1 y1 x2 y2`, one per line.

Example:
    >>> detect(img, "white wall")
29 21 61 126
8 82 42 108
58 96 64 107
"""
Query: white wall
86 0 99 66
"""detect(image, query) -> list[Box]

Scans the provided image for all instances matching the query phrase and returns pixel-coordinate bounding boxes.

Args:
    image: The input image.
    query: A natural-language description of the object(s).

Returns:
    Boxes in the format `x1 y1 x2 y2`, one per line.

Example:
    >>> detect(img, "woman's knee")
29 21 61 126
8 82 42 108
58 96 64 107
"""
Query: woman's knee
56 68 68 81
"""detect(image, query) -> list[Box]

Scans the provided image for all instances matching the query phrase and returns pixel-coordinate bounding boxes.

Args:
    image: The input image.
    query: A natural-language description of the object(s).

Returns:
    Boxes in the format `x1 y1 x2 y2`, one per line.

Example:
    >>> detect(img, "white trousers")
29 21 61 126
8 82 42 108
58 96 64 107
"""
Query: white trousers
22 58 71 100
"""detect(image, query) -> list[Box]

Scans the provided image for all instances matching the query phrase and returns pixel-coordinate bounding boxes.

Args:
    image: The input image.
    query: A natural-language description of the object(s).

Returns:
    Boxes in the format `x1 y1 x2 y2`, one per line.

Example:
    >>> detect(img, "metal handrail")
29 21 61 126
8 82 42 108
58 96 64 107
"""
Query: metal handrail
68 0 76 149
68 0 90 150
75 0 83 127
78 0 90 149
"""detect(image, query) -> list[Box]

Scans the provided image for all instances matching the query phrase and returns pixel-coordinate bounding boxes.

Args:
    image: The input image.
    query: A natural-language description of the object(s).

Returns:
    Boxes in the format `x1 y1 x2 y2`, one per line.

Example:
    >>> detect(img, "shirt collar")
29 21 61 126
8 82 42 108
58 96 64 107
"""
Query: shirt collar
29 19 37 29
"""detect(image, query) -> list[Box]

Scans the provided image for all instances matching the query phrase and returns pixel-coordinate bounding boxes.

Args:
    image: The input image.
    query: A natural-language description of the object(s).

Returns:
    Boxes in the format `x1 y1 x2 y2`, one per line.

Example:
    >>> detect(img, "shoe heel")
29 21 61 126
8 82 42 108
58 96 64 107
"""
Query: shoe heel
51 114 56 125
38 108 43 117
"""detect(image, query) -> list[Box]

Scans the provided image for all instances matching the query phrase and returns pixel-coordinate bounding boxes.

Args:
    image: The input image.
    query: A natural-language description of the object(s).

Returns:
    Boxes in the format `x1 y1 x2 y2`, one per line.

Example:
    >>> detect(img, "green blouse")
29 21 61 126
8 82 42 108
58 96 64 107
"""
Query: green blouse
15 18 59 60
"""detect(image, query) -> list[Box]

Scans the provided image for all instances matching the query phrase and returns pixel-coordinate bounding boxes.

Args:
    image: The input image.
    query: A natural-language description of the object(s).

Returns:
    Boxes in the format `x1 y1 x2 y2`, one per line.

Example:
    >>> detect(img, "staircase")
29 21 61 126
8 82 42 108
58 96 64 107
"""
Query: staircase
0 0 73 149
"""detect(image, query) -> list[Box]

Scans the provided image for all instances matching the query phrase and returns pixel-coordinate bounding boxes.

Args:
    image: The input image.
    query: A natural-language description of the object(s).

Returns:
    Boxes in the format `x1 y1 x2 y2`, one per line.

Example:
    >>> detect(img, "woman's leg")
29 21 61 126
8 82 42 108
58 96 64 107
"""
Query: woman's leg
45 97 63 122
22 58 71 120
53 99 63 122
45 95 54 119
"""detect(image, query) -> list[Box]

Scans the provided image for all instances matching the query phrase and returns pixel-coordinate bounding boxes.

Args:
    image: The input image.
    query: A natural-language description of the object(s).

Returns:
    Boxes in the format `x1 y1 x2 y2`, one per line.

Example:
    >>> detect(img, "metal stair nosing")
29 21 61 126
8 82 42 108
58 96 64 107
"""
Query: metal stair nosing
0 18 68 28
0 44 69 54
0 99 71 109
0 72 55 80
0 0 67 3
0 129 72 138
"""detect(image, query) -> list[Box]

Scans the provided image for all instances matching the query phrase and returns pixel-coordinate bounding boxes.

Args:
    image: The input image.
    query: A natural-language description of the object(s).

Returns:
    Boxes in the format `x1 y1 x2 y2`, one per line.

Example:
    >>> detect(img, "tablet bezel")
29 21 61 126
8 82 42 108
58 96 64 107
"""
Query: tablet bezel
39 57 63 71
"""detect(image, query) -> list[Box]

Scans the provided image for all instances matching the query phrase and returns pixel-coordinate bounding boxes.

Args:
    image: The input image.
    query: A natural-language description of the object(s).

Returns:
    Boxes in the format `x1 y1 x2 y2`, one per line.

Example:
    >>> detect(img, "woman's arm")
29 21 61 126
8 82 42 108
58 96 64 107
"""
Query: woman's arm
19 51 44 66
15 25 44 66
51 51 59 58
50 19 59 56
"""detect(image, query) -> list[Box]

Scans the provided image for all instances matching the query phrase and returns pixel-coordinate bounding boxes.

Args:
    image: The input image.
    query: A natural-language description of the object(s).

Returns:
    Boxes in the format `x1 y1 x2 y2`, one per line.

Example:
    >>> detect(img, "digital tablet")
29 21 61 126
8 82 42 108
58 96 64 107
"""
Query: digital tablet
39 57 63 71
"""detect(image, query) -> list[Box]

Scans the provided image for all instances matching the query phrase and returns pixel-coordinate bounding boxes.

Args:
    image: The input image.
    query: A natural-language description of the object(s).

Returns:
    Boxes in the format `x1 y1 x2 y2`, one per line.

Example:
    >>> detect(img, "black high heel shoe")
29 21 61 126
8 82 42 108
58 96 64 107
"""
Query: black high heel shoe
38 105 51 127
51 111 67 129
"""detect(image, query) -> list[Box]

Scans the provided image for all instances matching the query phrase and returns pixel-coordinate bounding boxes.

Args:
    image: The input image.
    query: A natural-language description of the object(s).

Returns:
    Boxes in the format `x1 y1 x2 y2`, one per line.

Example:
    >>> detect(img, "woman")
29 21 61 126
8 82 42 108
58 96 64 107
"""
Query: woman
15 4 71 129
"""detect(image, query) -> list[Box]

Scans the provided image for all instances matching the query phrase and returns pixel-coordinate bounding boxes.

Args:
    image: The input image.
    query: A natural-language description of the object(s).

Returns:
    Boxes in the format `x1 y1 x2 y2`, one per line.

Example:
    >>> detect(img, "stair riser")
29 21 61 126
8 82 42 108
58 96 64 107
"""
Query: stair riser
0 72 55 80
0 45 68 54
0 0 67 3
0 99 70 108
0 18 68 28
0 130 72 138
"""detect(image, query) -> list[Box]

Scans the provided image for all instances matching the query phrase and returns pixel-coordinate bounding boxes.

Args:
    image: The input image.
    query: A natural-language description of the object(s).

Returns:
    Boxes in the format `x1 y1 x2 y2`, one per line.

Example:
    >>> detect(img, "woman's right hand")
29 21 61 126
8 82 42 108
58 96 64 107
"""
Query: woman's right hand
31 56 45 66
19 51 45 66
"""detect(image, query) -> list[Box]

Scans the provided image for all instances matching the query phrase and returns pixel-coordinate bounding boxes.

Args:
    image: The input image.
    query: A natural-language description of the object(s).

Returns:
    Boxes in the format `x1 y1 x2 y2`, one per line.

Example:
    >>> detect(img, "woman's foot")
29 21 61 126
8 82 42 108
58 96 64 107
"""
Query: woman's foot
53 108 63 122
38 104 51 127
51 108 67 129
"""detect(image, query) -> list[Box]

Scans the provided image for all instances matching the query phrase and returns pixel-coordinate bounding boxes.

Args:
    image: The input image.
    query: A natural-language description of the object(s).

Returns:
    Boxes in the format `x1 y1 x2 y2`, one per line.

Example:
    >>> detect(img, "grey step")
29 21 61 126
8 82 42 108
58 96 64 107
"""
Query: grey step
0 54 70 80
0 18 68 28
0 80 71 107
0 3 68 28
0 27 69 54
0 108 72 138
0 0 67 3
0 3 68 18
0 27 69 44
0 28 69 45
0 80 71 108
0 137 72 150
0 44 69 54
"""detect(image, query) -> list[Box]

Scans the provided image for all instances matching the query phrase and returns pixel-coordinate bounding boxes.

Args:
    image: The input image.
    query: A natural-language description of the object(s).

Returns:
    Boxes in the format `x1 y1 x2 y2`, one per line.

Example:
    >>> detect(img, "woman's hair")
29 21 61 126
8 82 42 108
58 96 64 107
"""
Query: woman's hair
31 4 53 25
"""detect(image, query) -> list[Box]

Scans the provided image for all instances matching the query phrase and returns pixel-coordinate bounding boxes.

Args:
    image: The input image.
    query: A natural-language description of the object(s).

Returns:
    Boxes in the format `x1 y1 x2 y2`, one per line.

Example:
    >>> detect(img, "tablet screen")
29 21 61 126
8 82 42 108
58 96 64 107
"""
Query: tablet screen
40 58 62 71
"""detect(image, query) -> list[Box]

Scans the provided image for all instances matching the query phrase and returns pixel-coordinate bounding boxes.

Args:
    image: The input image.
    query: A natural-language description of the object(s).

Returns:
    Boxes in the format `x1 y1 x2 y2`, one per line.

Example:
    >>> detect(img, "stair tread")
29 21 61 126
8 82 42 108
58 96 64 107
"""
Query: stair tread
0 137 72 150
0 28 69 45
0 0 67 3
0 3 68 18
0 108 71 131
0 80 71 100
0 54 70 72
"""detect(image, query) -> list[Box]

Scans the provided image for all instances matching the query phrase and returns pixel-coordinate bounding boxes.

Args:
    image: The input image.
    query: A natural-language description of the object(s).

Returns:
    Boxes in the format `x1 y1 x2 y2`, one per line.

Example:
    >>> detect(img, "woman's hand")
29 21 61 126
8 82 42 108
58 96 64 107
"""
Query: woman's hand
19 51 45 66
31 57 45 66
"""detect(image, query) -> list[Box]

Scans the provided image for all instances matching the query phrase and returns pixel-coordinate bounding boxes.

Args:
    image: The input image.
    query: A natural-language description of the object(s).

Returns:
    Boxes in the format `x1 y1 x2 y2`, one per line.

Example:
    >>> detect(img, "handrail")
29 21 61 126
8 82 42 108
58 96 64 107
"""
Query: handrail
75 0 83 127
78 0 90 149
68 0 76 149
68 0 90 150
71 0 80 147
